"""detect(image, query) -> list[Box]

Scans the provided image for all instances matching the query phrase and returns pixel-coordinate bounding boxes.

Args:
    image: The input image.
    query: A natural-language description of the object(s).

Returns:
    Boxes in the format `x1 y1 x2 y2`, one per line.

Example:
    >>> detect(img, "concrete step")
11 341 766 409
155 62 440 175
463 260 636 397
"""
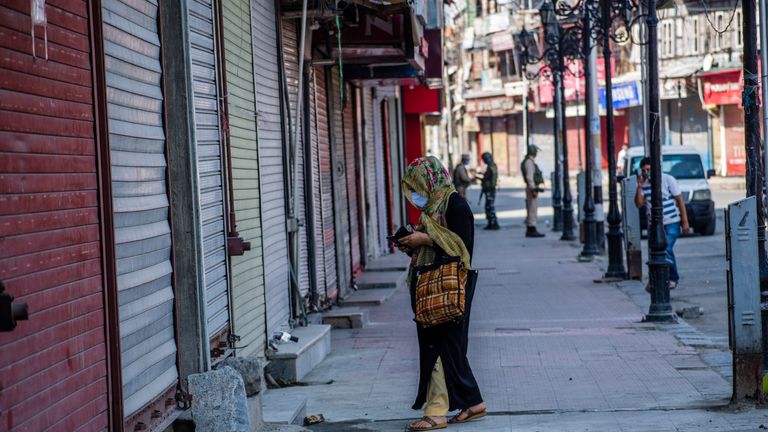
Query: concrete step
355 270 405 289
266 325 331 384
365 253 410 272
322 307 369 329
340 288 396 307
261 391 307 425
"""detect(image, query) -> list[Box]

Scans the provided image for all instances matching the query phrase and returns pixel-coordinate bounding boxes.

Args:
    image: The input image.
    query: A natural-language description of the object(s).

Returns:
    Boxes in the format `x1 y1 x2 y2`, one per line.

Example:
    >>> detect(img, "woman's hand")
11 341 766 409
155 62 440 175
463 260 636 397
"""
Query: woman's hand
399 232 433 249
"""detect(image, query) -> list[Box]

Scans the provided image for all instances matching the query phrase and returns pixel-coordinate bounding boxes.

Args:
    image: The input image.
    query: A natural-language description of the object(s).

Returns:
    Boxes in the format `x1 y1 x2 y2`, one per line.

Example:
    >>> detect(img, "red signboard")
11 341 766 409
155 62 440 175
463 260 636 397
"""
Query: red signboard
538 58 614 104
403 85 441 113
700 69 742 105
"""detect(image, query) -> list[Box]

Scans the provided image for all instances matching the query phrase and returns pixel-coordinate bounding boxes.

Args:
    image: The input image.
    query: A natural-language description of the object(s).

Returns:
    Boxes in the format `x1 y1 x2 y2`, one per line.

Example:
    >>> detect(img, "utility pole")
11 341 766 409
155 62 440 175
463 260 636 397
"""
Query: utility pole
744 0 768 398
601 0 626 279
580 6 598 258
758 0 768 395
559 61 576 241
644 0 675 322
552 69 564 233
677 81 683 147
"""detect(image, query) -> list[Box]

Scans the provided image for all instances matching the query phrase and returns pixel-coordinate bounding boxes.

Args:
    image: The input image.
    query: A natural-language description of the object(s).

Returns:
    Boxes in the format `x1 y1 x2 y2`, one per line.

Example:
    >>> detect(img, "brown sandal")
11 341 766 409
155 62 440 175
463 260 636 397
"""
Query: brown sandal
407 416 447 431
448 407 487 424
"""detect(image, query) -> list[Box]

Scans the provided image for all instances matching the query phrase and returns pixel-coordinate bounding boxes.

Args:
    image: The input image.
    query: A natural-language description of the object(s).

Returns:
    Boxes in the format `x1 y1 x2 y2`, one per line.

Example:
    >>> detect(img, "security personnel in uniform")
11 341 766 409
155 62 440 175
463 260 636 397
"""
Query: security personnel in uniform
480 152 499 230
521 145 545 237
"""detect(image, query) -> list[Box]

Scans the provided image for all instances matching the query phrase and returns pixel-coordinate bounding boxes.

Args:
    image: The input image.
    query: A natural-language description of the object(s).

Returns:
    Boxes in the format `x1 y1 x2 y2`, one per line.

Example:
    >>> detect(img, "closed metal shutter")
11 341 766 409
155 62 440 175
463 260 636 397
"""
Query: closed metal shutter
362 88 381 258
222 0 266 358
311 67 337 302
0 2 110 429
187 0 230 340
372 92 389 256
281 19 310 301
101 0 178 415
308 68 326 299
343 84 363 275
328 68 351 296
252 0 291 333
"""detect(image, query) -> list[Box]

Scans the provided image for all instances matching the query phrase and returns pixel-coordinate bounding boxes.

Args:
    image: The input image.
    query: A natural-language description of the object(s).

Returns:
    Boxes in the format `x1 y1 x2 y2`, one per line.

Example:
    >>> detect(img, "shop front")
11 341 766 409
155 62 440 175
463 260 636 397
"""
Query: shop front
698 68 743 176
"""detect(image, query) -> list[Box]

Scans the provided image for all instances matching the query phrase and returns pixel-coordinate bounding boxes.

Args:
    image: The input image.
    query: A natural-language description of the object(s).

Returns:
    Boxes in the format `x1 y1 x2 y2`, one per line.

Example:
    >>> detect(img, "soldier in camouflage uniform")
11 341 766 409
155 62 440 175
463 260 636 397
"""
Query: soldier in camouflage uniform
480 152 499 230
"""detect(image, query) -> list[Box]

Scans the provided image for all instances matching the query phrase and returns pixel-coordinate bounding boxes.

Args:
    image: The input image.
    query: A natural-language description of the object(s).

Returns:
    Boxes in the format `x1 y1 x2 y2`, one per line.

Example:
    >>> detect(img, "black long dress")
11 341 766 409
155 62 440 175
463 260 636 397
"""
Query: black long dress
410 193 483 411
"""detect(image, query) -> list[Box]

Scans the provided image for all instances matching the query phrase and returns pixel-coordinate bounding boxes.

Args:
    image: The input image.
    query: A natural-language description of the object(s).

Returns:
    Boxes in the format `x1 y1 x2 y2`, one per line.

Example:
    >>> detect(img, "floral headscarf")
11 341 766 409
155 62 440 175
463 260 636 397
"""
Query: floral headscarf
401 156 471 270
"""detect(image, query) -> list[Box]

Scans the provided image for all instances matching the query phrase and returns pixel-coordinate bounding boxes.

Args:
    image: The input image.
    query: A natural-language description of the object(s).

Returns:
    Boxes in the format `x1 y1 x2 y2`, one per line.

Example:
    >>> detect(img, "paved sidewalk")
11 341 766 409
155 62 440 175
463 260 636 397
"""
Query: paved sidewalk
264 186 767 431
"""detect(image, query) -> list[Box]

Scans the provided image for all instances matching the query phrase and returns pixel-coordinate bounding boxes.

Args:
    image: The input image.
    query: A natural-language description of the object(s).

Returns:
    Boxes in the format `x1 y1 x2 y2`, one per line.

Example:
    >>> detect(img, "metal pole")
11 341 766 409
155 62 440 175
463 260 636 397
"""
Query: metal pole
640 0 649 157
758 0 768 393
559 63 576 241
602 0 626 278
744 0 768 394
586 12 601 252
581 7 598 257
644 0 675 322
552 72 564 231
677 81 683 146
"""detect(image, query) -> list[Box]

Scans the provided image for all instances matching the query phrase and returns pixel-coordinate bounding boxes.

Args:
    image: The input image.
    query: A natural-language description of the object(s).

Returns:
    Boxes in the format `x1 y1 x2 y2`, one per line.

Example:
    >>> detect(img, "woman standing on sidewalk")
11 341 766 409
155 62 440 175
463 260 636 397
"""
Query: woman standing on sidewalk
396 156 486 431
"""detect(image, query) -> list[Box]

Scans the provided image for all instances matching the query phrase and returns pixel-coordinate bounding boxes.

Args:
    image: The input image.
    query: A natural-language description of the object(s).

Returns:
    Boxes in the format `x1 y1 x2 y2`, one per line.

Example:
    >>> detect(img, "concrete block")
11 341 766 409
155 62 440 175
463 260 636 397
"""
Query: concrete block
355 270 405 289
248 394 263 431
215 356 263 397
322 307 369 329
262 391 307 425
365 253 410 272
340 288 396 307
266 325 331 383
188 366 251 432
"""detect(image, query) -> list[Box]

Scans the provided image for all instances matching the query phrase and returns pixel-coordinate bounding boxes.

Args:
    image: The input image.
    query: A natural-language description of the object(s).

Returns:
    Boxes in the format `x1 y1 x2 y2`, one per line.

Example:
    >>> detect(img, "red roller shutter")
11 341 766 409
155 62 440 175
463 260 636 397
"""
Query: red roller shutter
310 67 337 304
343 84 363 275
0 1 110 430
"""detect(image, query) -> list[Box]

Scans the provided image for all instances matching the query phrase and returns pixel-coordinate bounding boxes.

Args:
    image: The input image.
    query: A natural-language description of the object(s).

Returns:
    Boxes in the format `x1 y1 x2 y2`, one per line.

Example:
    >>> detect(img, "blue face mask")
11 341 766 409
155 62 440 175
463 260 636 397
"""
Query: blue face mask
411 192 429 209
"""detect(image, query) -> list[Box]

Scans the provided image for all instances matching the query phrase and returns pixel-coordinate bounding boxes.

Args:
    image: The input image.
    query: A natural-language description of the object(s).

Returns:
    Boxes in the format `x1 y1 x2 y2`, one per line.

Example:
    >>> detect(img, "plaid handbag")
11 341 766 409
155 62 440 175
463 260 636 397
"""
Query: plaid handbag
412 256 468 328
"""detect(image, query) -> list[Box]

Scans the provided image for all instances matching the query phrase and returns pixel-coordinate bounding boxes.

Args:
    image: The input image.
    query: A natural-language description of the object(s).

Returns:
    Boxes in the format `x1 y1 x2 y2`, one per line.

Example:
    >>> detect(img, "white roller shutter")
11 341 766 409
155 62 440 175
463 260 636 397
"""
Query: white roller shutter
362 88 381 258
101 0 178 416
252 0 291 333
187 0 231 340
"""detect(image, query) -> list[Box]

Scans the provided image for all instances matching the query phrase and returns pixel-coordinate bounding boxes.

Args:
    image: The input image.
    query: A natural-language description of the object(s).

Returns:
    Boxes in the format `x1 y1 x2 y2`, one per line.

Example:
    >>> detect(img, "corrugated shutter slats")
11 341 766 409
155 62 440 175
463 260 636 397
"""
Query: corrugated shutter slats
253 0 291 334
343 84 362 274
102 0 177 416
223 0 267 358
187 0 230 338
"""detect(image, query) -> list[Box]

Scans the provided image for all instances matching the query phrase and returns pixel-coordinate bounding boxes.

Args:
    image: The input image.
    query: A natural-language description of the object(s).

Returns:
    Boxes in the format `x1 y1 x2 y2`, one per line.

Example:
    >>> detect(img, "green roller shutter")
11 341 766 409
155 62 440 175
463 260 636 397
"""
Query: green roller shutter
222 0 267 357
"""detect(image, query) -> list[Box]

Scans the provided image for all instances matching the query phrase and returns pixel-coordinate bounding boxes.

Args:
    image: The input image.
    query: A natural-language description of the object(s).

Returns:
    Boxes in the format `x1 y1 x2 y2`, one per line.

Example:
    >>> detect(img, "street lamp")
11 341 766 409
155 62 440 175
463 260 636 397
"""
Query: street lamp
517 25 563 233
551 0 636 274
535 0 579 241
644 0 675 322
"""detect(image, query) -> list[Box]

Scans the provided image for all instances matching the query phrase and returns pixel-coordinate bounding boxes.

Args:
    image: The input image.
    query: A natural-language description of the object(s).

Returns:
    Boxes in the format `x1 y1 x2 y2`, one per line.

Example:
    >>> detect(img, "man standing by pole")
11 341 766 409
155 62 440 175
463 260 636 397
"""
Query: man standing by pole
522 145 545 237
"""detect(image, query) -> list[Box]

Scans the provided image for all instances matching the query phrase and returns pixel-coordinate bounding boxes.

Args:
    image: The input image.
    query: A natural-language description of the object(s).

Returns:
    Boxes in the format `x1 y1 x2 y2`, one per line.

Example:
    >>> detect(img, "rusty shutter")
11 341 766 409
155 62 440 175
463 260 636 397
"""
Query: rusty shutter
100 0 178 416
187 0 231 341
311 67 337 302
0 2 110 429
252 0 291 333
343 83 363 275
328 68 351 296
281 19 310 302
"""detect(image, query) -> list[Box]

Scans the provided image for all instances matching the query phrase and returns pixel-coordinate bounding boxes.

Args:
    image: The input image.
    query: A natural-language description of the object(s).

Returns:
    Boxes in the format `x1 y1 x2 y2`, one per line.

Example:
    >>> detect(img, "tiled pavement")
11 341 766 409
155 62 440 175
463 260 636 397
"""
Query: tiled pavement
264 185 768 431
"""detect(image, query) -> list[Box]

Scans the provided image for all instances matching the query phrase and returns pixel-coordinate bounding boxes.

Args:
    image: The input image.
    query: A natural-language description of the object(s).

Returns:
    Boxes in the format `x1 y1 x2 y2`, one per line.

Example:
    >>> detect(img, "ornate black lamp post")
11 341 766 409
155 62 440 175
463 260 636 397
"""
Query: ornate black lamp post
552 0 636 273
643 0 675 322
518 1 581 241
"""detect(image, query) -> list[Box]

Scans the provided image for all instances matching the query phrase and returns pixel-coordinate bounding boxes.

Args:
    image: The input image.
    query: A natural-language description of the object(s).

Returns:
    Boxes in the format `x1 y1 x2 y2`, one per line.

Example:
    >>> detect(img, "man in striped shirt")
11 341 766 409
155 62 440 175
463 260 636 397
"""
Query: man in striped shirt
634 157 690 290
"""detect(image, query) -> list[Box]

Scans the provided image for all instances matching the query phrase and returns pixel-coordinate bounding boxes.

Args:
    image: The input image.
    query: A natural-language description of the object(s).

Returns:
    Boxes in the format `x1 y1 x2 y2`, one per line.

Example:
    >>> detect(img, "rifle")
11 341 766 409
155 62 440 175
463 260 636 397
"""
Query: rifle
477 190 486 206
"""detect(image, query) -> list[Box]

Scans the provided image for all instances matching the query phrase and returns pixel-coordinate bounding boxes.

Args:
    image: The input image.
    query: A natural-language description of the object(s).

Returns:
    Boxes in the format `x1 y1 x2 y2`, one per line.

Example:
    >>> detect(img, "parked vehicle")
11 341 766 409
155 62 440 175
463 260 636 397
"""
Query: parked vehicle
623 146 717 236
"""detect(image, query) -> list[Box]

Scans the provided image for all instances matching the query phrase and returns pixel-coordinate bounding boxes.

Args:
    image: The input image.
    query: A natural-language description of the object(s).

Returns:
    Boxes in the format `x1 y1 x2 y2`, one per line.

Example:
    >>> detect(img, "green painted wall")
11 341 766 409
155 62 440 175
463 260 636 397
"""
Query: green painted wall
222 0 267 358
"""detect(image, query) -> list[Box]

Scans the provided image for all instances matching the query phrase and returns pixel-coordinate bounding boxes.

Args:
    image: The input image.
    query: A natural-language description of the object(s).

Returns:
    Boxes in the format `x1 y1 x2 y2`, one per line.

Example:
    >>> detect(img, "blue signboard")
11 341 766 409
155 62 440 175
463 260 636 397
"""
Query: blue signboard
599 81 642 110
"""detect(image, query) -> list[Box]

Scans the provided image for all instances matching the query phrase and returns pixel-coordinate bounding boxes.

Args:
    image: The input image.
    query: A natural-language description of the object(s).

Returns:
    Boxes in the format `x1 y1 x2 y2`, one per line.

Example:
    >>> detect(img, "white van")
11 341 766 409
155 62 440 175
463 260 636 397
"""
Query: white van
622 146 716 236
